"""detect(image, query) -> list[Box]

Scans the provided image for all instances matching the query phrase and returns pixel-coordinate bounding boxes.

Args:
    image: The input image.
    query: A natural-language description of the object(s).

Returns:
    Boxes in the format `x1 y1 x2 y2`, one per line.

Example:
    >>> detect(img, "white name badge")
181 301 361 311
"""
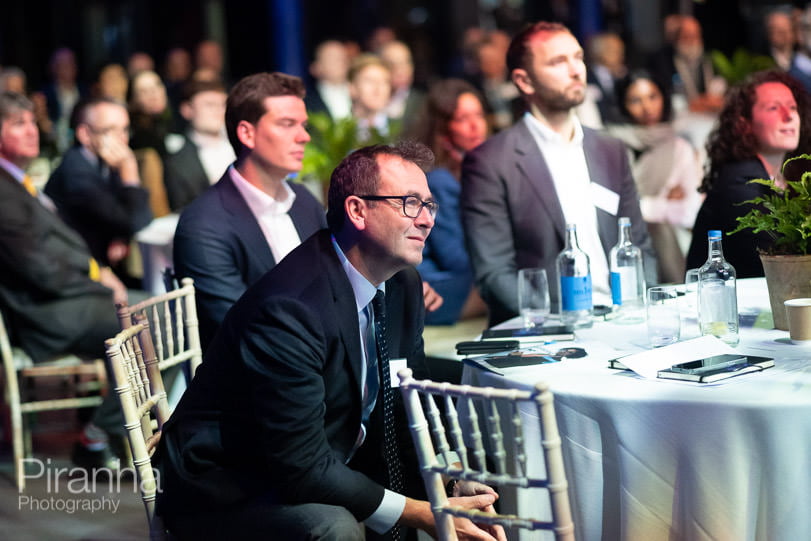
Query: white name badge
590 182 620 216
389 358 408 388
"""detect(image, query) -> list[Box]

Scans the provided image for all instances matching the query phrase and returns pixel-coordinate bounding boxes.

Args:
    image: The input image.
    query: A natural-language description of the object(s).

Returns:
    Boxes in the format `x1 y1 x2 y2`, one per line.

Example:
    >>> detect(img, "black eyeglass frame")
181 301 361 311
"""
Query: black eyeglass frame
357 194 439 219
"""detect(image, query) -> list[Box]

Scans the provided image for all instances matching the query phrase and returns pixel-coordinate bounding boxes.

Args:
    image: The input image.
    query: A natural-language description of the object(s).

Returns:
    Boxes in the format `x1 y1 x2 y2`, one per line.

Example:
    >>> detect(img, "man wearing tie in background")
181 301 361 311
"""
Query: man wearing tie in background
461 21 657 325
156 142 504 540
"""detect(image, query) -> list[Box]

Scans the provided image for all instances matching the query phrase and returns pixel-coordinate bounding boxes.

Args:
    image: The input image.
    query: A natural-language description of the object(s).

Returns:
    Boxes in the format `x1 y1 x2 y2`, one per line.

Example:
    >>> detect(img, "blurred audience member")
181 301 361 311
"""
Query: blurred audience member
305 40 352 120
366 25 396 52
0 91 133 471
585 32 627 126
686 70 811 277
195 40 227 85
379 40 425 133
1 67 53 157
164 80 233 211
470 30 520 131
648 15 726 115
163 47 194 131
766 10 796 71
126 51 155 78
128 70 172 156
94 63 128 103
409 78 488 324
45 97 152 282
788 6 811 93
42 47 85 153
609 71 703 283
349 54 395 141
0 66 26 94
173 73 326 349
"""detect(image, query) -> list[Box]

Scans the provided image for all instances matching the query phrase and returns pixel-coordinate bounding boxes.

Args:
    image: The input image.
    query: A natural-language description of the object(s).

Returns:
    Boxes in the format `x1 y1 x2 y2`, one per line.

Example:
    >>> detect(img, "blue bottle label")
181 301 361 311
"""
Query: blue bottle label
561 275 592 311
610 272 622 305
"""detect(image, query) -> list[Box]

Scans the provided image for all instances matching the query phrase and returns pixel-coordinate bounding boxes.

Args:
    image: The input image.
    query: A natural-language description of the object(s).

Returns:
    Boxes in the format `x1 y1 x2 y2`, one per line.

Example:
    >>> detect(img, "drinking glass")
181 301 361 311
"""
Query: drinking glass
681 268 700 338
647 286 681 347
518 268 551 329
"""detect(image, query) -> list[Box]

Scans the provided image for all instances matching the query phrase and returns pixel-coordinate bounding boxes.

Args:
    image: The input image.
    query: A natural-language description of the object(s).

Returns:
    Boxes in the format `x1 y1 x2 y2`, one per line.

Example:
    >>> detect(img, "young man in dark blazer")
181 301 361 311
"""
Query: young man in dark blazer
461 21 657 325
157 142 504 540
173 73 327 349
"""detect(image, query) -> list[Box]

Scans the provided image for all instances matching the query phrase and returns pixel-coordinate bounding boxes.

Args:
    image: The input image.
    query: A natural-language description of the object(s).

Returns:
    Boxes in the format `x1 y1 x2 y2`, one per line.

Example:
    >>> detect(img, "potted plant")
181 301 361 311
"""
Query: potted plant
300 112 401 203
731 154 811 329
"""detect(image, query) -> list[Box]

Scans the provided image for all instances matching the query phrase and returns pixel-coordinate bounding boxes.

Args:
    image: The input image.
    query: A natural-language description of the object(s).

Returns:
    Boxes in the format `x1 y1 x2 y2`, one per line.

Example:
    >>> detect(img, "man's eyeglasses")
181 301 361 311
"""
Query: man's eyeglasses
358 195 439 219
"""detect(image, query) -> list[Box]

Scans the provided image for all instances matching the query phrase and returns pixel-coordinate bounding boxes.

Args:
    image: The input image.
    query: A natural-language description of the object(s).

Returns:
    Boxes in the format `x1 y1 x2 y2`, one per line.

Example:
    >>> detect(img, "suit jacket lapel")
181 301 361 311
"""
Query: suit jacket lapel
582 131 619 254
512 120 566 241
318 232 364 391
217 173 277 269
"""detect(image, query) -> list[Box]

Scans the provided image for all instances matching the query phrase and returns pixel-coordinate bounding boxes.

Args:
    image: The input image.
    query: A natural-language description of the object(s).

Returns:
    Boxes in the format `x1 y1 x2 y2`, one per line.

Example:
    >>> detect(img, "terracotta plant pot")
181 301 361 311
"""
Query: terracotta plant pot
760 254 811 330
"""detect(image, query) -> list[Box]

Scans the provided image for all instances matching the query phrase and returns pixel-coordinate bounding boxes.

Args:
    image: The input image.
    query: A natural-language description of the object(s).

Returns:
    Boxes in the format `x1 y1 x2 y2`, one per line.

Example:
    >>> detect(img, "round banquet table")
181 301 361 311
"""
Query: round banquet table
461 278 811 541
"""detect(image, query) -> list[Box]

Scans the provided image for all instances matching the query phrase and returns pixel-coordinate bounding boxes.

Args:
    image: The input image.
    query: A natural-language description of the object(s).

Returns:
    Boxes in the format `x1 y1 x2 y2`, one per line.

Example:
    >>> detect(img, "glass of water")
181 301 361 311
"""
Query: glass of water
518 268 551 329
647 286 681 347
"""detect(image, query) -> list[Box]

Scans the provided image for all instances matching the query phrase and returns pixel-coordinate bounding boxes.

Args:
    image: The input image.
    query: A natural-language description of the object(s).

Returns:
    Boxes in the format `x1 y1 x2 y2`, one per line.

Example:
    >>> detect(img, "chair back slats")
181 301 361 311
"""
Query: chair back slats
105 322 169 541
116 278 202 379
398 368 575 541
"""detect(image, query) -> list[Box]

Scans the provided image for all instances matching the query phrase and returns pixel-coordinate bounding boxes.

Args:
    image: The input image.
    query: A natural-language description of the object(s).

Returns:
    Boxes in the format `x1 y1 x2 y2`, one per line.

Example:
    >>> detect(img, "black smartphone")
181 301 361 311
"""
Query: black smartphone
668 354 748 374
455 340 520 355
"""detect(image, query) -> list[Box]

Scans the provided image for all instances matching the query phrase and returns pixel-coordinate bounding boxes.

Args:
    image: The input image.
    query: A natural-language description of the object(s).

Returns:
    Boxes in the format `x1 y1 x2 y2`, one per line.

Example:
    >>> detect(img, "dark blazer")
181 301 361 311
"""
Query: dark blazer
460 118 657 325
173 171 327 348
686 159 772 278
44 146 152 265
0 166 115 362
163 136 210 211
157 230 429 523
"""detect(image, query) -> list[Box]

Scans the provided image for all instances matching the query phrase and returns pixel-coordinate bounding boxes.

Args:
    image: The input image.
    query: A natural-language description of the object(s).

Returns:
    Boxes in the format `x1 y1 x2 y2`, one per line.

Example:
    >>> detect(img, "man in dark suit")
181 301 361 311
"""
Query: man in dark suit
45 97 153 279
163 79 234 211
0 91 130 468
461 22 656 325
173 73 327 348
157 142 503 539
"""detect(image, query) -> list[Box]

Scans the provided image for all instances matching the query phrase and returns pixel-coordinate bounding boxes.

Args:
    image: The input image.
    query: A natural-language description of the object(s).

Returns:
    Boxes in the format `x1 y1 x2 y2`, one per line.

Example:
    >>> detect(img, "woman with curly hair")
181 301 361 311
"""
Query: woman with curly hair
407 78 489 324
685 69 811 277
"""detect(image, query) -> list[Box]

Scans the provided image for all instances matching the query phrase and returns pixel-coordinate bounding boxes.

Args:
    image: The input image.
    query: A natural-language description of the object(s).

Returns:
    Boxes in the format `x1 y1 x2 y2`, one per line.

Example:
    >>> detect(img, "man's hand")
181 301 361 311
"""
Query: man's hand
449 481 508 541
107 239 130 265
422 281 444 313
99 266 128 305
96 134 140 186
401 490 507 541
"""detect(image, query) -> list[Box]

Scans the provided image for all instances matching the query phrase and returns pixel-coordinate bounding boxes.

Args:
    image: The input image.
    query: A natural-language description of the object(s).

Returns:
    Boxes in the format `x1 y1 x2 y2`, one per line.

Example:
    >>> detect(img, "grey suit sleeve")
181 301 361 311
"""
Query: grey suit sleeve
460 146 520 319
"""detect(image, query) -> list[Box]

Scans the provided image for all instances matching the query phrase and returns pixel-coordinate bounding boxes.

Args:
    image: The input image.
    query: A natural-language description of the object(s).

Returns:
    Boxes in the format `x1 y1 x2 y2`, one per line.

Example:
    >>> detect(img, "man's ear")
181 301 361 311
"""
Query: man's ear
345 195 368 231
75 124 92 147
179 101 193 122
236 120 255 150
511 69 534 96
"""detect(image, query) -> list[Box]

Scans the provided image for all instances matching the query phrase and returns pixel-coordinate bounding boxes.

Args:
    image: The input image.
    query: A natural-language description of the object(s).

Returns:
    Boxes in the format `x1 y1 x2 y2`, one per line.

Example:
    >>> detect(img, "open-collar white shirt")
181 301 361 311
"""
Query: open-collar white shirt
523 112 612 305
229 165 301 264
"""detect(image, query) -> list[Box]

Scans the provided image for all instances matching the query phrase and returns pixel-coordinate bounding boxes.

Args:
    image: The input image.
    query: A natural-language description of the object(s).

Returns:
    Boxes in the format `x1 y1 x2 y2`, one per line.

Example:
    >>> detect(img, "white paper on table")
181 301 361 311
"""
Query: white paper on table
618 335 737 379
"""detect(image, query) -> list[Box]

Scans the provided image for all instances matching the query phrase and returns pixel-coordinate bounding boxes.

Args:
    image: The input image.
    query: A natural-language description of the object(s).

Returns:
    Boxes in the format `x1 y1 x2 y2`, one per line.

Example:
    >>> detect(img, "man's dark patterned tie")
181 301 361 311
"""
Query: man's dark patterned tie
372 290 404 540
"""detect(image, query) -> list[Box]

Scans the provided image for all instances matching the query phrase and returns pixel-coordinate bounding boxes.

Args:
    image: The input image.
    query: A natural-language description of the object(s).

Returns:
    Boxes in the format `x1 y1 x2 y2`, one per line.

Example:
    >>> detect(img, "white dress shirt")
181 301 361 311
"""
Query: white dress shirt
189 130 235 184
523 112 612 305
229 165 301 264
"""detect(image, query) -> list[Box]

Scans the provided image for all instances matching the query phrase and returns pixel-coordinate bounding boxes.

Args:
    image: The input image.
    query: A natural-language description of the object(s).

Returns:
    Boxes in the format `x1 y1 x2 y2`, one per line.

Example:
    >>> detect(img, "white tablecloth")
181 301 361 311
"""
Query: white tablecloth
462 278 811 541
134 213 179 294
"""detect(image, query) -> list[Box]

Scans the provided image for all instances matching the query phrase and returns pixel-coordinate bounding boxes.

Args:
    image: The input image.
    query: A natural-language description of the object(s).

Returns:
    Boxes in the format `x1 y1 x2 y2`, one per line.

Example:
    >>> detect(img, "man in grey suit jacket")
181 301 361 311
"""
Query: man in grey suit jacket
461 22 656 325
173 73 327 348
157 143 504 540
